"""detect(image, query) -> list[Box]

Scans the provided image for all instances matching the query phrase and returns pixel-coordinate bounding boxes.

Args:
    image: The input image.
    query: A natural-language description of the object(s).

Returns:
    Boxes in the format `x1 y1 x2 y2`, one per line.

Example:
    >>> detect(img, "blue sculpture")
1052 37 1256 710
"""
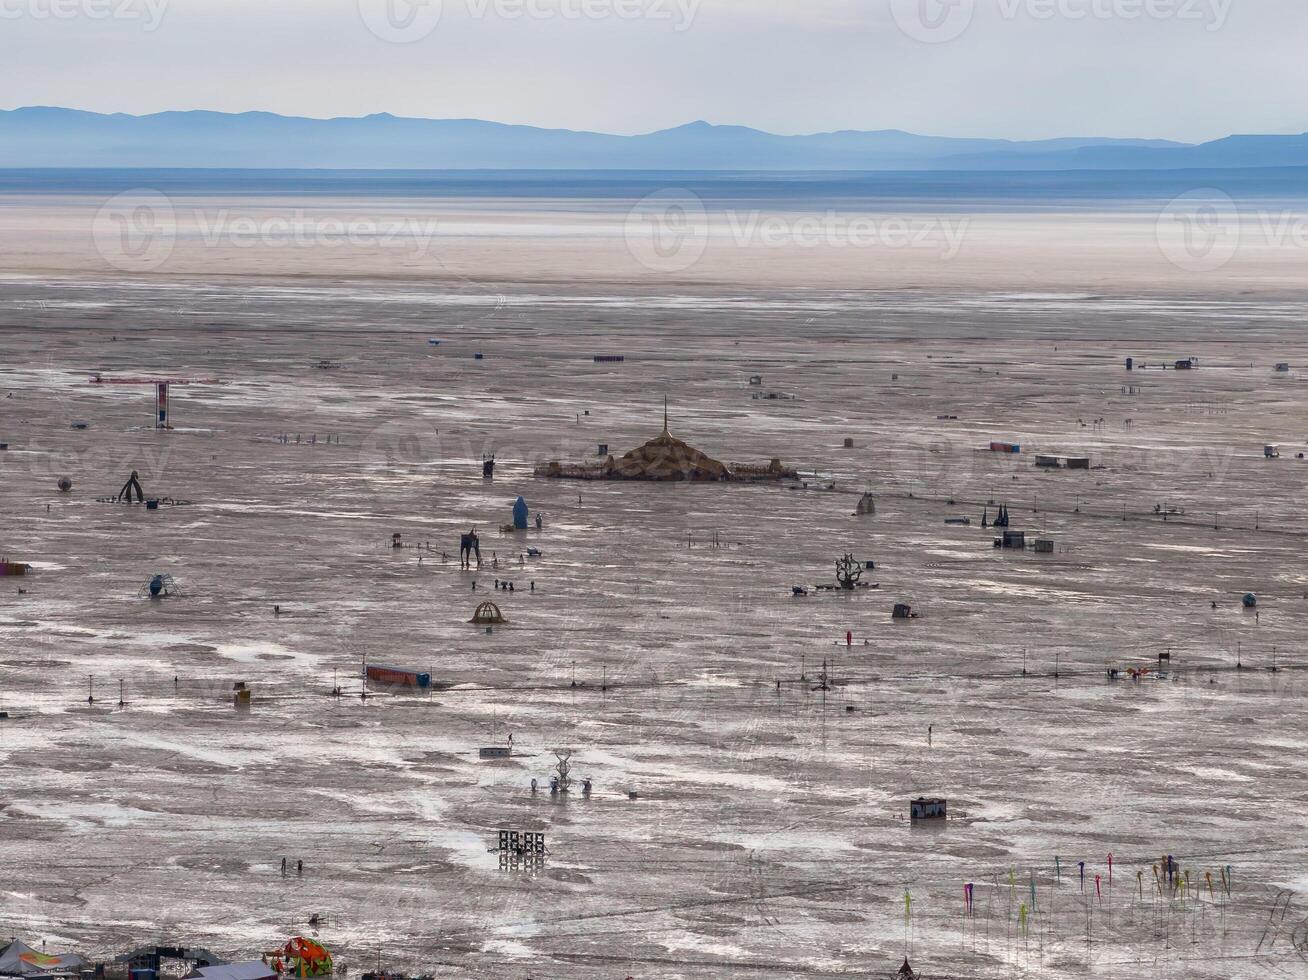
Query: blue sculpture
513 496 529 530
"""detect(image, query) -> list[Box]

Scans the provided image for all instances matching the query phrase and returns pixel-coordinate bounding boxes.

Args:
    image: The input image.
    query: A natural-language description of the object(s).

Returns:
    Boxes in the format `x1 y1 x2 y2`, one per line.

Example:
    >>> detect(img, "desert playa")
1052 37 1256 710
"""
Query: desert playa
4 171 1308 978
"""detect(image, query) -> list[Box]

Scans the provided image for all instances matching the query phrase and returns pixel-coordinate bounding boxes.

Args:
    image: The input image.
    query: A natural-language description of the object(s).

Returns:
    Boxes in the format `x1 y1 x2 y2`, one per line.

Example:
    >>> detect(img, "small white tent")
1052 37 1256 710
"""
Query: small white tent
188 963 276 980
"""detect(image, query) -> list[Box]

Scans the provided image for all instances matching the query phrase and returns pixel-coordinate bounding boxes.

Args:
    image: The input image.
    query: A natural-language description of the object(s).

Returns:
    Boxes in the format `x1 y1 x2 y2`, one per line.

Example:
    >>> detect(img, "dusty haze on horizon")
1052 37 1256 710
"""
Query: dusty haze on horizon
5 195 1308 297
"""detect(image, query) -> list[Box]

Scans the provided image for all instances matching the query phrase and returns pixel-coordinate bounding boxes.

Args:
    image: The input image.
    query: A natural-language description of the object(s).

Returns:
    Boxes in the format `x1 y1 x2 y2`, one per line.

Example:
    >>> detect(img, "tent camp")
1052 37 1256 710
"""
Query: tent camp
0 940 88 976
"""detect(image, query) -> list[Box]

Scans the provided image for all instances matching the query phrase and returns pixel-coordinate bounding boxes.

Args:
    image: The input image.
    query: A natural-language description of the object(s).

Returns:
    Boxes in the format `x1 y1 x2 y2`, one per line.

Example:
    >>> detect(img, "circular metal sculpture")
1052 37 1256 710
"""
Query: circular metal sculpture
470 601 508 625
138 573 182 599
57 477 72 492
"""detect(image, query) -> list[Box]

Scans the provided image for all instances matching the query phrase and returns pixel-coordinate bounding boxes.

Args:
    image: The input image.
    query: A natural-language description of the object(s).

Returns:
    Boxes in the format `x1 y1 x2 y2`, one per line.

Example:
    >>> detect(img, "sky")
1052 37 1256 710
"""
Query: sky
0 0 1304 143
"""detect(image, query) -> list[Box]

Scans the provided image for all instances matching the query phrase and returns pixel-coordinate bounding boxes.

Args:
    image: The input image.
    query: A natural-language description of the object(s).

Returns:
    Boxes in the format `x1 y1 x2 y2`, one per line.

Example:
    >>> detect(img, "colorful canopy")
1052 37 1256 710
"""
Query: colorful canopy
280 939 331 978
0 940 88 977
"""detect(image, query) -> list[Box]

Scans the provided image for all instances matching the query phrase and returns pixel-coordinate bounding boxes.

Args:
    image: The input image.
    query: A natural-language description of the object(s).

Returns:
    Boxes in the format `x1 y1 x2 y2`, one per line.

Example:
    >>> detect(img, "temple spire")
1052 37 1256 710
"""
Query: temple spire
662 396 669 435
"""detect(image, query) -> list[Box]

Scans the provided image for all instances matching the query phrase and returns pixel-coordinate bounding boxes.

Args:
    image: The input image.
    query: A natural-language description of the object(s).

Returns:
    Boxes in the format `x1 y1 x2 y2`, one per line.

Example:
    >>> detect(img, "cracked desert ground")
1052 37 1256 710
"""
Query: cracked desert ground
3 191 1308 979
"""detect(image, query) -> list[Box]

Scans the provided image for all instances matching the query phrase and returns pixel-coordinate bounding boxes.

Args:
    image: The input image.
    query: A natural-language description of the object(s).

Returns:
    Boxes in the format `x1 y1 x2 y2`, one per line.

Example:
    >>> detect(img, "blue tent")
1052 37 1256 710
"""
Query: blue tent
513 496 529 530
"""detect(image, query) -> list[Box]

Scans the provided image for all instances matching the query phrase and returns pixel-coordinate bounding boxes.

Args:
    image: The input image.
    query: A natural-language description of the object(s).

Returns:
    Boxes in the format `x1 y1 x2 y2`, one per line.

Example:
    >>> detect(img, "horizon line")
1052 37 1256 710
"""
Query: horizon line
3 104 1261 148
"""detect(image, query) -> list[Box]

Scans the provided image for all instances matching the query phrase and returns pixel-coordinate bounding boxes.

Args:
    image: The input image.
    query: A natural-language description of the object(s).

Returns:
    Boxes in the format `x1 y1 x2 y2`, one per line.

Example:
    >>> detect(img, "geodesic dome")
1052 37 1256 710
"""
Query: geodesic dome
470 601 508 625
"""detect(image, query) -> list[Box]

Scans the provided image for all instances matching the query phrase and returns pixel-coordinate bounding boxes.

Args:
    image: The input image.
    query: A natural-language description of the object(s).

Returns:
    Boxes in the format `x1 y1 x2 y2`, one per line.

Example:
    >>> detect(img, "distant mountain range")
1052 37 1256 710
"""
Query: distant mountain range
3 107 1308 171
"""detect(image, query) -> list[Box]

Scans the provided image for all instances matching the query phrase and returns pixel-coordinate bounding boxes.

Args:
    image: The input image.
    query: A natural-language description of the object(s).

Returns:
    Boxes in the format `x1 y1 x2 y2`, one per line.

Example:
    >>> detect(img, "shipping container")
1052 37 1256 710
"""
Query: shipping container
366 664 432 689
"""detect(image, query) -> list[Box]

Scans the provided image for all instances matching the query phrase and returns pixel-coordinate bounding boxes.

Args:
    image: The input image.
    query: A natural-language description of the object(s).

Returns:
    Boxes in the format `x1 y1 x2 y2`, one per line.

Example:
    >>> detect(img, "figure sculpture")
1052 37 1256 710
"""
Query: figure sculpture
460 529 482 569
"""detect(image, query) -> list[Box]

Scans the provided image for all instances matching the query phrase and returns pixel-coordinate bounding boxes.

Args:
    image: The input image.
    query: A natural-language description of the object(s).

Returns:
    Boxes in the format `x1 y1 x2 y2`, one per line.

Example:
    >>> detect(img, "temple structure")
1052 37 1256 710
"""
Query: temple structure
535 401 798 483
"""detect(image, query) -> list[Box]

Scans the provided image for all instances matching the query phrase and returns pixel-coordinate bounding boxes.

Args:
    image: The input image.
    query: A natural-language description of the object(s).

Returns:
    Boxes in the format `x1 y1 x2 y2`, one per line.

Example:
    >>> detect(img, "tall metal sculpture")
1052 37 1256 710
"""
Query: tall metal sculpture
553 748 573 794
835 554 862 591
117 470 144 503
460 529 482 569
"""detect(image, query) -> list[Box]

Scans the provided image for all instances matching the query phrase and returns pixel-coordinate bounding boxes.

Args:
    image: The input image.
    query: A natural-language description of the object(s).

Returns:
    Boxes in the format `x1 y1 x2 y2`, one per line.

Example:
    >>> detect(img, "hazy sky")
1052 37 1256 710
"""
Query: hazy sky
1 0 1303 142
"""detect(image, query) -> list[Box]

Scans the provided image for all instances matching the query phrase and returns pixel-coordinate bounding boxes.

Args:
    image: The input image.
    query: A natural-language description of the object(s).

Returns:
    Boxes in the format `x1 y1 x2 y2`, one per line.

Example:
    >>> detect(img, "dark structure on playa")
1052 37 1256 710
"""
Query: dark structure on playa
536 403 798 483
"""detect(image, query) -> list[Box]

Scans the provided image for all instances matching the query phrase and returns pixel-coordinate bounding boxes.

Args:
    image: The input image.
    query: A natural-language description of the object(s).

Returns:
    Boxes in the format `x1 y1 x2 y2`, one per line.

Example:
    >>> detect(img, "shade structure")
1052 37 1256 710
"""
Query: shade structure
0 940 88 976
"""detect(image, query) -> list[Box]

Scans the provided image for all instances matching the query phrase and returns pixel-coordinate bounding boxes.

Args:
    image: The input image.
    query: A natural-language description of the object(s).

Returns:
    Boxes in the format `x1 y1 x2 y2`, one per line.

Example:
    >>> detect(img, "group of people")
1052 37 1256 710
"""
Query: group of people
472 578 534 592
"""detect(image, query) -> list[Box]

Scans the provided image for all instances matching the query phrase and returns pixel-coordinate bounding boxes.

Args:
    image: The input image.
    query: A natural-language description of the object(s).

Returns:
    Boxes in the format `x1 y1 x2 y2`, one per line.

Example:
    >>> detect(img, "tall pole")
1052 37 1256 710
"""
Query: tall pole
155 382 169 430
